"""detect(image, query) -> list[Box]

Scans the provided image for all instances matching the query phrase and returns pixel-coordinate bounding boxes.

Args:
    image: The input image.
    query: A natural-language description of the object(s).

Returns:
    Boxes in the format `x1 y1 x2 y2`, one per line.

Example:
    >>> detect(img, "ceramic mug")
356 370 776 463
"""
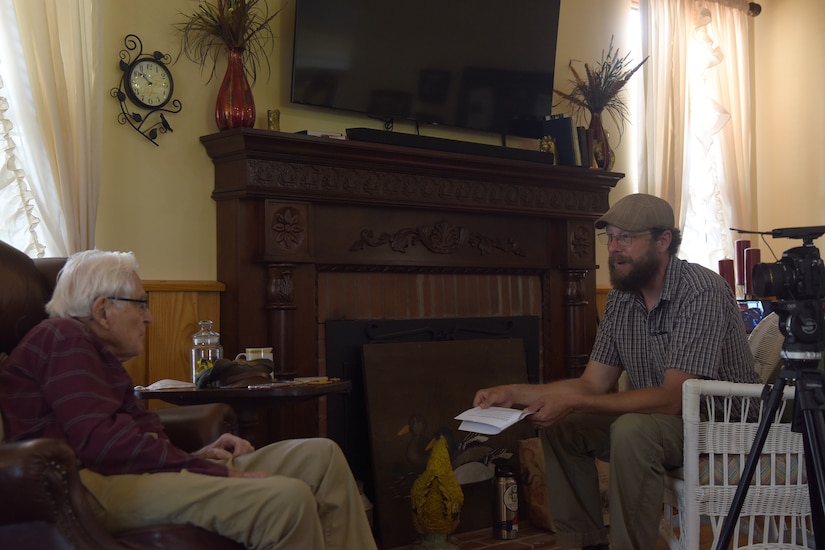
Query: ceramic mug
235 347 274 362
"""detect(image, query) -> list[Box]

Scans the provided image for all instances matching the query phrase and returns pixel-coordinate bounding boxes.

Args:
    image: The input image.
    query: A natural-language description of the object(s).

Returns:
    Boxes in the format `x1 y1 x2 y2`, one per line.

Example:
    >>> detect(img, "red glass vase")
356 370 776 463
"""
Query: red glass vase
589 110 614 170
215 47 255 130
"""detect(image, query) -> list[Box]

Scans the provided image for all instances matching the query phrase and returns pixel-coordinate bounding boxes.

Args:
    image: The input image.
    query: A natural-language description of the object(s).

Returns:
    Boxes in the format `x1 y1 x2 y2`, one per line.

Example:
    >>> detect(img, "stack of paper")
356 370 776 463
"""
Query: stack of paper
454 406 533 435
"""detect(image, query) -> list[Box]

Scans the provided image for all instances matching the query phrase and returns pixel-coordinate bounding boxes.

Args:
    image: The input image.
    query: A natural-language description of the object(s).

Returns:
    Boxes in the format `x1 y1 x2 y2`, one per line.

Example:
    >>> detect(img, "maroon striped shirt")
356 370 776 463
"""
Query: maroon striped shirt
0 318 227 477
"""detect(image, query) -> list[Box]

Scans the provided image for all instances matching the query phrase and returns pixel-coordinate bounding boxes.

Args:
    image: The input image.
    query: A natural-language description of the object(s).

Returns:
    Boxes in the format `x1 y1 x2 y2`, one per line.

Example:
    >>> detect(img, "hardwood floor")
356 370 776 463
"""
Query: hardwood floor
389 523 717 550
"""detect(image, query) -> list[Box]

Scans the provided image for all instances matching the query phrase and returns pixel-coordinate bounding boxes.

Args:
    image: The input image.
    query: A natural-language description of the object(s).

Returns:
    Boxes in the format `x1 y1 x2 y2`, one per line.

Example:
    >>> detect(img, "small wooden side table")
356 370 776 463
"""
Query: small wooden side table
136 380 352 448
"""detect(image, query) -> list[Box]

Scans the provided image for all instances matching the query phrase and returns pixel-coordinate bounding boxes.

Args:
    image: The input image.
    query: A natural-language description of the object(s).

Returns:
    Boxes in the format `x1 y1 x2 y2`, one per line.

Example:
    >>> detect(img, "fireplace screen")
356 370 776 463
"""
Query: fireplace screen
361 337 536 549
325 316 540 483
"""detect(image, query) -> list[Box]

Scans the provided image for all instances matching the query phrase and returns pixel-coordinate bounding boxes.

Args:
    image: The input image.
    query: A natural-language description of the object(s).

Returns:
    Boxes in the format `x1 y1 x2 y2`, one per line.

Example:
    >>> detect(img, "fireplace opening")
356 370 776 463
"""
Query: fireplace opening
325 316 539 545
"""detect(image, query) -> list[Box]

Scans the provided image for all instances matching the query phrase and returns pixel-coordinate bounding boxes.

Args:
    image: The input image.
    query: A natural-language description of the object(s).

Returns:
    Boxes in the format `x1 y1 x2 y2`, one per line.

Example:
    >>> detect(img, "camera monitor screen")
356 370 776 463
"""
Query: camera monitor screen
738 300 767 334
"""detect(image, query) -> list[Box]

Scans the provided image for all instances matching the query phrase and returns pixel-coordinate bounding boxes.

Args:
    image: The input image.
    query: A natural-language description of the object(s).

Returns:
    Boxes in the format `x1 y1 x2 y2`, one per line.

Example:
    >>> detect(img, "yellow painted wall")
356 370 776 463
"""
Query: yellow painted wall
101 1 823 286
753 0 825 263
97 0 636 280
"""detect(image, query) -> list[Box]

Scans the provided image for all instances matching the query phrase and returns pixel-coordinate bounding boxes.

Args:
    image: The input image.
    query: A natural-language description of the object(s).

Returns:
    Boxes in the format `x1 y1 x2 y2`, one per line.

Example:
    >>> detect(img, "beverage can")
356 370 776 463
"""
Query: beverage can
493 464 518 539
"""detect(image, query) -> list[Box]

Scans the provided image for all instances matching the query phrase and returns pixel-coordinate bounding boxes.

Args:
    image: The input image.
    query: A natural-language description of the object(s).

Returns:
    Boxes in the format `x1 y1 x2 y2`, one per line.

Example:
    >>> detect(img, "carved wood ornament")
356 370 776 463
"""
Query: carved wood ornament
350 220 526 257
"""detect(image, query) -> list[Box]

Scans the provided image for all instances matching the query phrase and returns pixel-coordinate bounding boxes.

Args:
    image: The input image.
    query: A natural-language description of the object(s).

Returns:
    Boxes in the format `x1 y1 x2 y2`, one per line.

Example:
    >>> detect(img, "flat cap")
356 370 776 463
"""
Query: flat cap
594 193 675 232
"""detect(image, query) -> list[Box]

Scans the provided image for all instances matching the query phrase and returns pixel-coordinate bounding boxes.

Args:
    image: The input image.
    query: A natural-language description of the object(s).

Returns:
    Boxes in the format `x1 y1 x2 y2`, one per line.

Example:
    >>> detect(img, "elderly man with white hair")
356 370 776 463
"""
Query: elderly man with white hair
0 249 376 550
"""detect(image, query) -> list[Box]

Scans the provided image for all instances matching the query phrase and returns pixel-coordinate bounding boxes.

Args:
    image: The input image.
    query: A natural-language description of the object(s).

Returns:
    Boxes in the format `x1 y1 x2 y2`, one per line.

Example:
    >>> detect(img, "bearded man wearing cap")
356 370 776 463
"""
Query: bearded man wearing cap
472 194 760 550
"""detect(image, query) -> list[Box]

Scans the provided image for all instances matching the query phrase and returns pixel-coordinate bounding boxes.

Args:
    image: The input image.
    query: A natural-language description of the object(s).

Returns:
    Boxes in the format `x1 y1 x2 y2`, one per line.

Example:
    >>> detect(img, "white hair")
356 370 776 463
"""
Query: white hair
46 250 140 318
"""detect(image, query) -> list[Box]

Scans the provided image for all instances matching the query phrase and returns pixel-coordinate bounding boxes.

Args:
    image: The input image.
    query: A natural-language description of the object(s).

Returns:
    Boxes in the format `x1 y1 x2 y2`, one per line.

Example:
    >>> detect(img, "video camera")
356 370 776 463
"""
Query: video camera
752 227 825 301
719 230 825 550
720 232 825 549
750 226 825 357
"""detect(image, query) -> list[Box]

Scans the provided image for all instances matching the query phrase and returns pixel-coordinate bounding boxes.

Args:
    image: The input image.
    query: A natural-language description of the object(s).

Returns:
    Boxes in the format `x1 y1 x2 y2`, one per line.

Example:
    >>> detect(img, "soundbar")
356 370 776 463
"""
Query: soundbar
345 127 555 165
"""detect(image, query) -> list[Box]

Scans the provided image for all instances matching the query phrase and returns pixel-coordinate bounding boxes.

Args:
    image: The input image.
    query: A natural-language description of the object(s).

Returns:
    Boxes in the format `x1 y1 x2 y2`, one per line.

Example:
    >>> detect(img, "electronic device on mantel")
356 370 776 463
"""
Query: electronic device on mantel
290 0 562 147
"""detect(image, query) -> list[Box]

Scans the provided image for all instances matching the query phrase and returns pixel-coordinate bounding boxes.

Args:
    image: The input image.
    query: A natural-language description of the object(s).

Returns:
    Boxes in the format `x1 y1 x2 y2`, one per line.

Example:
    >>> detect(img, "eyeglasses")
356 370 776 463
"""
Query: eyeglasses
108 296 149 312
597 232 652 247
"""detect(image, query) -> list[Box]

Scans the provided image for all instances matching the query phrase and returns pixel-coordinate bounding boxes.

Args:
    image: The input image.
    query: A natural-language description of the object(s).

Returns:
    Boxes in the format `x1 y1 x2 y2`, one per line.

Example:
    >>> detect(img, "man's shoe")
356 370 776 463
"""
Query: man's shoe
582 545 609 550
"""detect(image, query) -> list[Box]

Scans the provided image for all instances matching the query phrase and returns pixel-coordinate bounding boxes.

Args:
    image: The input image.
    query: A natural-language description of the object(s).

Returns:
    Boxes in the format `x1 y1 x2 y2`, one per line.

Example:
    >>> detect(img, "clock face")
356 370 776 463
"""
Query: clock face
126 59 173 109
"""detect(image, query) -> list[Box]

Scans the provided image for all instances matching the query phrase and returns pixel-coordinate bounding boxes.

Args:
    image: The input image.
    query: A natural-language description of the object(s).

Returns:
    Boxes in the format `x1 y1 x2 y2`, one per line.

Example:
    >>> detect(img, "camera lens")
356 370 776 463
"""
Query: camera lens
751 262 791 298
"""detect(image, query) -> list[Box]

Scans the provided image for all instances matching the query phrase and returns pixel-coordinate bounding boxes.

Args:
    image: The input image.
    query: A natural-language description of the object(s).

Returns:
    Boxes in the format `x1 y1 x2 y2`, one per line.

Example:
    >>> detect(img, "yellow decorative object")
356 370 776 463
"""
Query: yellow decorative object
195 358 214 374
410 435 464 549
267 109 280 131
539 136 558 165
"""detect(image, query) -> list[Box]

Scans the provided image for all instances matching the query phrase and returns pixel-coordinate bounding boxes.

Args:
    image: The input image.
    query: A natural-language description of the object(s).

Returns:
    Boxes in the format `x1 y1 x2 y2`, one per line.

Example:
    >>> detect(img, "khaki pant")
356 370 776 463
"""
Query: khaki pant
540 413 683 550
80 438 377 550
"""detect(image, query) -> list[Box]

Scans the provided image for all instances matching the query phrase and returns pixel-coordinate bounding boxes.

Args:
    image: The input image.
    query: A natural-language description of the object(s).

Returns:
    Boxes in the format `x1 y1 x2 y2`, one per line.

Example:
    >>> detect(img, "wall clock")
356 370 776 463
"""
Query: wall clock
111 34 182 146
125 58 173 109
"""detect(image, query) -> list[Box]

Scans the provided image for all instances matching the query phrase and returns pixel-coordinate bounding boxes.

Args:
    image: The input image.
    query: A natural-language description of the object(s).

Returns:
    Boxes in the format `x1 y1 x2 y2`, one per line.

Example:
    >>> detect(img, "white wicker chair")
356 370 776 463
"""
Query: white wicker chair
659 313 815 549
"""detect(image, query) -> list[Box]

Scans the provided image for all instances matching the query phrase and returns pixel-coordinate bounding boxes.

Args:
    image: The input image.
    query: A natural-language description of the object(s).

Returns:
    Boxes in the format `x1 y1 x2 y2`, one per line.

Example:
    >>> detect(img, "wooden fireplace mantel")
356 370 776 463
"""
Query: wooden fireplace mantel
202 128 621 437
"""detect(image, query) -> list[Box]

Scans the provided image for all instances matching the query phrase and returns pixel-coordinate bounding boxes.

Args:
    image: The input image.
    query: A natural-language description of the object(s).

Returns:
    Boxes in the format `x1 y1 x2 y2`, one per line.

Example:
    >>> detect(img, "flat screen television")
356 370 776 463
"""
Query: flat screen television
290 0 562 139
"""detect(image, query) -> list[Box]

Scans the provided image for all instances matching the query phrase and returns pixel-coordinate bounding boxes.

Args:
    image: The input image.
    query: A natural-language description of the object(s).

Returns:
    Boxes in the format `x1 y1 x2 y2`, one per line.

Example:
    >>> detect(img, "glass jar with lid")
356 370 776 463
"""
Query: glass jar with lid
191 320 223 382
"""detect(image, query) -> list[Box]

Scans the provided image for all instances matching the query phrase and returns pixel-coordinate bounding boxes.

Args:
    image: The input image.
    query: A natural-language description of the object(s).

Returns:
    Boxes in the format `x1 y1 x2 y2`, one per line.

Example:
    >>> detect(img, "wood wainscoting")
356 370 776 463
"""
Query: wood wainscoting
123 280 224 401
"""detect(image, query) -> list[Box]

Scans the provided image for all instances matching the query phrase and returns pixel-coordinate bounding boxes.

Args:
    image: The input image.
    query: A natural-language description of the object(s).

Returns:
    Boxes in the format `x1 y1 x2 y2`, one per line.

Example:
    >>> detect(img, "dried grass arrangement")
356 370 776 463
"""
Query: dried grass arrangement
554 36 648 138
175 0 282 85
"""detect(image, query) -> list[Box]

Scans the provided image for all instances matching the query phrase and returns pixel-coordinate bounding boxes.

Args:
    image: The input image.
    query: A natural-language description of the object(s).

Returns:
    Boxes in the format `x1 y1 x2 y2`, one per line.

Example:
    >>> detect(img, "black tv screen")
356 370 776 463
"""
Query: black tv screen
291 0 562 138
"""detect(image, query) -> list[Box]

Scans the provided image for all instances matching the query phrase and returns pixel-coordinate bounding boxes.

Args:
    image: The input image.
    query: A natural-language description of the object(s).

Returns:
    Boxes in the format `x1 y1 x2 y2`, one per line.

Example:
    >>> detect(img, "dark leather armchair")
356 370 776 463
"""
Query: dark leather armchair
0 241 243 549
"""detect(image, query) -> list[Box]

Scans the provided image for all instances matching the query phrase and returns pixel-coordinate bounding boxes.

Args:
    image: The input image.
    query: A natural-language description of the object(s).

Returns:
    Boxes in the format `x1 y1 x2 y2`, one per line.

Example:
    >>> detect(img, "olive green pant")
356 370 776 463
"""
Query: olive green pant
540 413 683 550
79 438 376 550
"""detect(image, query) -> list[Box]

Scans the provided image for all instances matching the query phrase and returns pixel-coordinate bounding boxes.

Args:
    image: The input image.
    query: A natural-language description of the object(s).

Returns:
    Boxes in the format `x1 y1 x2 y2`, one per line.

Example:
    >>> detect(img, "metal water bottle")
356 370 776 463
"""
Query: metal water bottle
493 464 518 539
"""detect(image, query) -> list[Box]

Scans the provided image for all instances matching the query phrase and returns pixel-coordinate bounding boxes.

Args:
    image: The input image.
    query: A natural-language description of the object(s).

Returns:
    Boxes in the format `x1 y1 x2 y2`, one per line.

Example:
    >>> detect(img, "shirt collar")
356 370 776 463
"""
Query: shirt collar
658 255 681 303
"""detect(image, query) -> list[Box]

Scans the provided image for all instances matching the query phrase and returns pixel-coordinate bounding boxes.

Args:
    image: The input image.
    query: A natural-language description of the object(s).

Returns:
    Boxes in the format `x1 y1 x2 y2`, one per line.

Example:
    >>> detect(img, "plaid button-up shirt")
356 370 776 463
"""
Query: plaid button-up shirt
591 256 760 389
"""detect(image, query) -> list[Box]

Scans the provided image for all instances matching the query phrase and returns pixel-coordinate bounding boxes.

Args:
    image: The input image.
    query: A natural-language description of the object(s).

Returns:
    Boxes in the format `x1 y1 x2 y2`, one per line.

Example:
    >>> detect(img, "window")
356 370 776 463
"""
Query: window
0 0 102 258
638 0 753 271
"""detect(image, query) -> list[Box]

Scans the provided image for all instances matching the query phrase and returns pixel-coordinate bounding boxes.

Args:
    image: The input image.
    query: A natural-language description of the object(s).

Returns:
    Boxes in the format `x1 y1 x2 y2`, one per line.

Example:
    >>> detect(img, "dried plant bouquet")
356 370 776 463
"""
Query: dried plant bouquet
554 36 648 137
175 0 282 85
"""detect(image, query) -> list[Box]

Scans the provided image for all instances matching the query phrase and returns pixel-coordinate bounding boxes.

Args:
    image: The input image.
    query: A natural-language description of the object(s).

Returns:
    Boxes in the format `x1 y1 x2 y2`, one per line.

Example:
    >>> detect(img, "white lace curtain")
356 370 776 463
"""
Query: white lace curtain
638 0 753 270
0 0 101 257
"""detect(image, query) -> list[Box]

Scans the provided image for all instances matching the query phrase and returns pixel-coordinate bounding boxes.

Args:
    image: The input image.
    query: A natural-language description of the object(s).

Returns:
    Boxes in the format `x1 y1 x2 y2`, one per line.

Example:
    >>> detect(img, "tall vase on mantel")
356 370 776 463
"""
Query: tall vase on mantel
215 47 256 130
589 109 614 170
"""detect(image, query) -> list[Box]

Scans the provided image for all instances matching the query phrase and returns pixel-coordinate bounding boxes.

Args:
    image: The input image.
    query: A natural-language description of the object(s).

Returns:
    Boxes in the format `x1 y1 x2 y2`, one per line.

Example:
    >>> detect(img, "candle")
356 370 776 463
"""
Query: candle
718 259 735 293
735 239 750 285
744 248 761 297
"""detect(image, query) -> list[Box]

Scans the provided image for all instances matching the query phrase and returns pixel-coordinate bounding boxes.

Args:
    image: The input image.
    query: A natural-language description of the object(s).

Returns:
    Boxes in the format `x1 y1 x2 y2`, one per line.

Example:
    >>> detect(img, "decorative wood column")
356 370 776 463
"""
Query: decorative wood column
564 268 592 378
563 218 599 378
265 263 295 375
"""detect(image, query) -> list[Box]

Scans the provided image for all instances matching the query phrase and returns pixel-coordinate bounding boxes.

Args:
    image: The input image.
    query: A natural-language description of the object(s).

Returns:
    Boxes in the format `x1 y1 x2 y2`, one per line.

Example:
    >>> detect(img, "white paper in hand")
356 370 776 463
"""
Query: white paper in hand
454 406 533 435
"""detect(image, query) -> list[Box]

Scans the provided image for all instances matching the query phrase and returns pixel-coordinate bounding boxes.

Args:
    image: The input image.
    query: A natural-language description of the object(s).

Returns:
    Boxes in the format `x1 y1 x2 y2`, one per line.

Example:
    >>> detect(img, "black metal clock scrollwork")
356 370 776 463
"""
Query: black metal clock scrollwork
110 34 182 146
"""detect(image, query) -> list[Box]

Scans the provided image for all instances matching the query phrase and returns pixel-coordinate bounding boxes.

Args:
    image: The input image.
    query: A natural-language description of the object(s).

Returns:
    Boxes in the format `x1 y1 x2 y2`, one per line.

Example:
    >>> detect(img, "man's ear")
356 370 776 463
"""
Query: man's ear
90 296 111 327
658 229 673 251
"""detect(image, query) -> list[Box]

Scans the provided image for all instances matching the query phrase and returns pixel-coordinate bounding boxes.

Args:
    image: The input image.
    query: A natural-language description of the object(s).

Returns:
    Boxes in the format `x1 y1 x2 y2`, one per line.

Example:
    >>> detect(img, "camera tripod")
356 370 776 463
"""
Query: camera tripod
715 346 825 548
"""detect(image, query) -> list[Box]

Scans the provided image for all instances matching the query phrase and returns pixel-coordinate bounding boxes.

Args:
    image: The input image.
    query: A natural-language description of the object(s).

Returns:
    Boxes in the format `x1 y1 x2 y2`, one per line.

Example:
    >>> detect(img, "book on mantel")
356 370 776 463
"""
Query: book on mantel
577 125 594 168
542 115 581 166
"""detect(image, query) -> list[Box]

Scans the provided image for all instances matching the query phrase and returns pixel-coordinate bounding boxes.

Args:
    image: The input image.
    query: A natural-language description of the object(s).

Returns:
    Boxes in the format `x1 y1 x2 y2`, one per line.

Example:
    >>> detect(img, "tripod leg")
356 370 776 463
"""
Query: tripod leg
800 424 825 546
715 377 787 550
796 371 825 545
